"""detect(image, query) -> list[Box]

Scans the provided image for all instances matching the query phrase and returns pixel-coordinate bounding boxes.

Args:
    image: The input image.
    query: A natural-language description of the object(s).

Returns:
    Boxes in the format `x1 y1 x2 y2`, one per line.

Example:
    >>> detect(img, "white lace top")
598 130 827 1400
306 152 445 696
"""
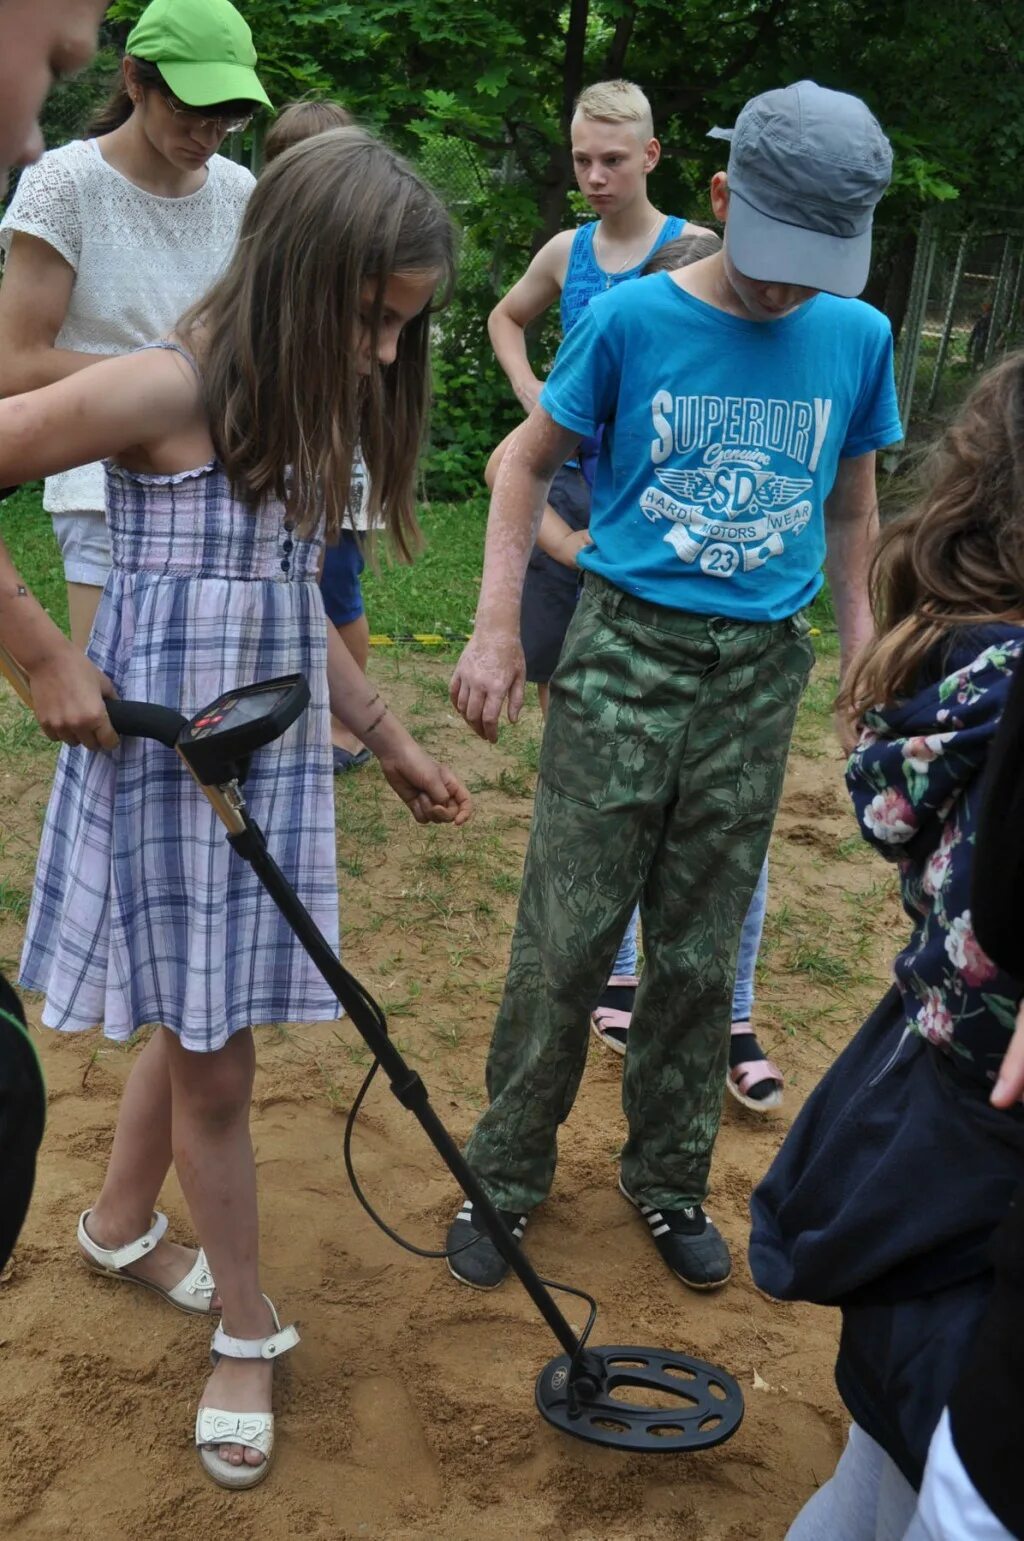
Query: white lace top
0 140 254 513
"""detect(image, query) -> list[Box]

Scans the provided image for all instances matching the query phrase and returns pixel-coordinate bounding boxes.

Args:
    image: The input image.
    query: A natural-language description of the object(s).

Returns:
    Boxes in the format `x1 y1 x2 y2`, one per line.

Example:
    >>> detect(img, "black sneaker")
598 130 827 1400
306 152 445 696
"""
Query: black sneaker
445 1198 529 1290
619 1178 732 1290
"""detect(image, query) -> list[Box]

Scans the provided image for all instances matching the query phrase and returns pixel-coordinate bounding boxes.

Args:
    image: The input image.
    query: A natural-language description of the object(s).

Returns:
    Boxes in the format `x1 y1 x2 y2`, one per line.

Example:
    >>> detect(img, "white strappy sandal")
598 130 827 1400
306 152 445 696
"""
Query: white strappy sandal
77 1209 217 1315
195 1300 300 1490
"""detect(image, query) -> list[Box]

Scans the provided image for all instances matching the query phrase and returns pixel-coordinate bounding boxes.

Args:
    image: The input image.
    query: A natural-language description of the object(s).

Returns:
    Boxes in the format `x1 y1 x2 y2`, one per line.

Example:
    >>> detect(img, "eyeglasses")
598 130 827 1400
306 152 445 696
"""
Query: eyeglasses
162 93 253 137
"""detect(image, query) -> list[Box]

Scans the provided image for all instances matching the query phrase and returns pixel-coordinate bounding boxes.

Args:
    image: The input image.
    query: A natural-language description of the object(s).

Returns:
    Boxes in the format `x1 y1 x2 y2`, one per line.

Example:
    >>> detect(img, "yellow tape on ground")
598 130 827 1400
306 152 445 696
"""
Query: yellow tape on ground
368 632 469 647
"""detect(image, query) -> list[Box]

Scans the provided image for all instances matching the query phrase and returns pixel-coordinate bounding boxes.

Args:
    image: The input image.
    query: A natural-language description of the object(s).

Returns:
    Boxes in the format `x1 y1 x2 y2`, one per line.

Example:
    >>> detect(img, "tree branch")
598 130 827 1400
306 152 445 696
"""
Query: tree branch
604 1 638 79
561 0 590 129
657 0 791 116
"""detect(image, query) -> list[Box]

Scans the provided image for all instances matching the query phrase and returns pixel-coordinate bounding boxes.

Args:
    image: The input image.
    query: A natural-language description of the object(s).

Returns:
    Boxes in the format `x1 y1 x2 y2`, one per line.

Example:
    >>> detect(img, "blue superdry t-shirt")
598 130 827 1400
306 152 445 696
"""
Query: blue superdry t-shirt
539 272 903 621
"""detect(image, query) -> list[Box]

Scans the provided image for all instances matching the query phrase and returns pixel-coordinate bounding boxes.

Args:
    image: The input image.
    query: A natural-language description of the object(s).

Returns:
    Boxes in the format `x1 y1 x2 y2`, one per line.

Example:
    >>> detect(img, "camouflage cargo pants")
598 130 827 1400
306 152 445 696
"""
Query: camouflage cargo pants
464 573 816 1212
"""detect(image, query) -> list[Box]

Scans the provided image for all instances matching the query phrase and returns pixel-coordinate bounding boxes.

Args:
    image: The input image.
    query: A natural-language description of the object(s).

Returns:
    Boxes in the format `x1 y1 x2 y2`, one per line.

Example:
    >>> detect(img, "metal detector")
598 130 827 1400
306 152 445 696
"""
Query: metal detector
0 651 744 1454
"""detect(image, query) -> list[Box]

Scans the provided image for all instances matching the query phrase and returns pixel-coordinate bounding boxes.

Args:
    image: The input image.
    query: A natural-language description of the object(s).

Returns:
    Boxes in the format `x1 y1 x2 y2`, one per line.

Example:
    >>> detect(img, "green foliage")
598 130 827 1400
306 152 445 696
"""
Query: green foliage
1 486 68 632
361 499 488 635
40 1 1024 495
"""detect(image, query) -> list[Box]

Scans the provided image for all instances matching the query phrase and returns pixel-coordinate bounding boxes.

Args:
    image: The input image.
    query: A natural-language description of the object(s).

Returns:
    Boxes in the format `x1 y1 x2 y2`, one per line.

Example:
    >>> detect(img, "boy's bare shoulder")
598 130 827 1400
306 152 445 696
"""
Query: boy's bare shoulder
534 228 576 282
683 220 717 240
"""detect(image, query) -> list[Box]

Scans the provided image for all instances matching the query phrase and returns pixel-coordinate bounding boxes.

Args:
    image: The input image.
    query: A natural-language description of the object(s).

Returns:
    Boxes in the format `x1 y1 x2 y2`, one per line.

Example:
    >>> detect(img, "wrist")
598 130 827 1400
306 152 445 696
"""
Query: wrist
0 604 68 674
474 611 519 641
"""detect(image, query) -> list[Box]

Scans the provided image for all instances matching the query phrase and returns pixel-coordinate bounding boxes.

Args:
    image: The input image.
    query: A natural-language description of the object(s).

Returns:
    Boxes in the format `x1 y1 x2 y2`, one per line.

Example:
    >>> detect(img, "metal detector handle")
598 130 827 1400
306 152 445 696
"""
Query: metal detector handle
106 700 185 747
0 643 186 747
0 641 246 836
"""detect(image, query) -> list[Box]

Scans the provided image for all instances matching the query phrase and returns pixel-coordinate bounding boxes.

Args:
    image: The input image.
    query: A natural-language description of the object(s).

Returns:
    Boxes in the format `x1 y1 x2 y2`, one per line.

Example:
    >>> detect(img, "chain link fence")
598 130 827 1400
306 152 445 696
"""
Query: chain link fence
894 212 1024 445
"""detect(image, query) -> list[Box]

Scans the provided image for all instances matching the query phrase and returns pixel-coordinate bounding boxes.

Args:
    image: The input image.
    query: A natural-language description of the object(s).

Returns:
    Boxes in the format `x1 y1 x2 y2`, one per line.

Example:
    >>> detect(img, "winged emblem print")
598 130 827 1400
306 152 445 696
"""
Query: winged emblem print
641 459 815 577
654 465 813 515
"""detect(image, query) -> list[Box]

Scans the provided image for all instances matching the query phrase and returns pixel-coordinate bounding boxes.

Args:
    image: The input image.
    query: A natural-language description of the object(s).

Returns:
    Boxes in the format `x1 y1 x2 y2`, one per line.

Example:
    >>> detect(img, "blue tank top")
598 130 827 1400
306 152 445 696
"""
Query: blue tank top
559 214 686 335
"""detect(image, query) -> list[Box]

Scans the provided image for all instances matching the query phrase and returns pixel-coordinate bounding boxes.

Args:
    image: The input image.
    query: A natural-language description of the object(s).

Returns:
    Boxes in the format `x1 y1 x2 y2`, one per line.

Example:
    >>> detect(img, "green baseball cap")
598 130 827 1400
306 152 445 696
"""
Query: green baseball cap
126 0 272 110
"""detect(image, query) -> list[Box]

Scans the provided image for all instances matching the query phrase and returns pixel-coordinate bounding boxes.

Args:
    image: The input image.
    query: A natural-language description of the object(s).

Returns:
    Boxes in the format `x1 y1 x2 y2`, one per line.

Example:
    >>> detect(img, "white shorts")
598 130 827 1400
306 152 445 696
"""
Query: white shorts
51 509 111 587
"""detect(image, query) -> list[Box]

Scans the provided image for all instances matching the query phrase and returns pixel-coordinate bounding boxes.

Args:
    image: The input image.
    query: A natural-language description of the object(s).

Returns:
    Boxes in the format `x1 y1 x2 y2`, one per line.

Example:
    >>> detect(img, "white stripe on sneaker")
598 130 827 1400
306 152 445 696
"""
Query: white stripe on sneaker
651 1224 670 1237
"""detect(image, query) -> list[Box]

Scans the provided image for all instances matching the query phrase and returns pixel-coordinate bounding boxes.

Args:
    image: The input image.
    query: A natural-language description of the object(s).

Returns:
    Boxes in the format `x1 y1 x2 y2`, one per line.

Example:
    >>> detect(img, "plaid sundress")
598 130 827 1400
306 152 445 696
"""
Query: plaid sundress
21 351 341 1051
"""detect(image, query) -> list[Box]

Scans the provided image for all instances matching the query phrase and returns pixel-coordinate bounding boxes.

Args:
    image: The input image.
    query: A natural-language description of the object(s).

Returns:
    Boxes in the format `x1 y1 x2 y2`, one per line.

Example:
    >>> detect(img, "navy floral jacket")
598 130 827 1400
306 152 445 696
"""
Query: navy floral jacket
847 625 1024 1084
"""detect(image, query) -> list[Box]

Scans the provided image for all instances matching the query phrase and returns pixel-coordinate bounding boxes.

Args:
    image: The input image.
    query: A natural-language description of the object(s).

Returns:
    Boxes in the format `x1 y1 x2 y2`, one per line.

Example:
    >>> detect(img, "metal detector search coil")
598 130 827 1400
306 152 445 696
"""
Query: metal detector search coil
0 651 745 1456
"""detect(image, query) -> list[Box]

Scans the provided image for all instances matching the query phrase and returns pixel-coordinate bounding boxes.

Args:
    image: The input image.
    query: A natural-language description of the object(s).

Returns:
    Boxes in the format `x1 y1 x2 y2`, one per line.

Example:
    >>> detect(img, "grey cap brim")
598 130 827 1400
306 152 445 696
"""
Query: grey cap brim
726 187 870 299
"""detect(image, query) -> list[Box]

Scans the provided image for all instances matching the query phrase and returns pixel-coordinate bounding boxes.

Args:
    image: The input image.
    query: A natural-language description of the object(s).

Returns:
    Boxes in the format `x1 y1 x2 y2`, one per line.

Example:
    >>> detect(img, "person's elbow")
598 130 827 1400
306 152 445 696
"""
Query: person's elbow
0 340 51 398
487 298 522 347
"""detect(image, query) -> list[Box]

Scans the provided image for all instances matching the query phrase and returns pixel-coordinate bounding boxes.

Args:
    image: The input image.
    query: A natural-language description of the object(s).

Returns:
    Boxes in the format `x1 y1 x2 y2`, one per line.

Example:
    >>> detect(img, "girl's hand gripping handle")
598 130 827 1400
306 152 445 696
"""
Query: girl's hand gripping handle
0 641 120 751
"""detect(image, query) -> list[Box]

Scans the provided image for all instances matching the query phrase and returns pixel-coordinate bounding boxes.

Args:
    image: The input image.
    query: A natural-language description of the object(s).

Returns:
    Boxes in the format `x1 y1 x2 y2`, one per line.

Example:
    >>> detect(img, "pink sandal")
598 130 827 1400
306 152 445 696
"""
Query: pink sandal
590 974 639 1056
726 1022 784 1112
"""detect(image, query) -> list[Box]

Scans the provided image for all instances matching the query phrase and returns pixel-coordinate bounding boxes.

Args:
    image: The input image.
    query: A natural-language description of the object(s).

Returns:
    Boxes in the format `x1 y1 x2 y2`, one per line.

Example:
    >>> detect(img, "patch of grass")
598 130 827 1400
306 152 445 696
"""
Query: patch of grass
496 766 534 799
786 941 857 987
360 499 488 637
1 485 68 633
0 878 32 923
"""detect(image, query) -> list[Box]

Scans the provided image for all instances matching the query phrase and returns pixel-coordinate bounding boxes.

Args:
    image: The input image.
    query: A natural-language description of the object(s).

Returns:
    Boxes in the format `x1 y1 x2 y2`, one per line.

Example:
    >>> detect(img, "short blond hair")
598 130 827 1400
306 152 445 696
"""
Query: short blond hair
573 79 654 142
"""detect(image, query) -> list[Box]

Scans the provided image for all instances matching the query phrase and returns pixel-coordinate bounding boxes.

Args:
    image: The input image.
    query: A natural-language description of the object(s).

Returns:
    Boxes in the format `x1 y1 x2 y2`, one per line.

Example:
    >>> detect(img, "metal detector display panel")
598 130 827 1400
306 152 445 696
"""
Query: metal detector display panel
180 675 310 784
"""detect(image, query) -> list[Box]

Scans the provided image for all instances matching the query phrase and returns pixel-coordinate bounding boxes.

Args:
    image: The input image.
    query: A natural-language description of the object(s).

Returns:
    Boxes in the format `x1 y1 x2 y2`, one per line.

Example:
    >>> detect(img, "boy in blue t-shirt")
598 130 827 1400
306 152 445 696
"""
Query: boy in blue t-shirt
447 82 903 1293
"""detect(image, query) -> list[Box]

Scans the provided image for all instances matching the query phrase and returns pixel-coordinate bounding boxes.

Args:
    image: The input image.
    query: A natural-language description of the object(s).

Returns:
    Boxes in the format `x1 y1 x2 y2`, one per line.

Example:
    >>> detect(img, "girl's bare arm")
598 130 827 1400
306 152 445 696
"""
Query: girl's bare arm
0 351 200 746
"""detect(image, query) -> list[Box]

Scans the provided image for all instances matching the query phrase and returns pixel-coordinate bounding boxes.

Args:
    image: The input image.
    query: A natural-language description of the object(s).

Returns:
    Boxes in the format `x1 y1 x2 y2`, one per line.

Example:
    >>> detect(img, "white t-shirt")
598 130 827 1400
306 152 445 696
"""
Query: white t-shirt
0 139 254 513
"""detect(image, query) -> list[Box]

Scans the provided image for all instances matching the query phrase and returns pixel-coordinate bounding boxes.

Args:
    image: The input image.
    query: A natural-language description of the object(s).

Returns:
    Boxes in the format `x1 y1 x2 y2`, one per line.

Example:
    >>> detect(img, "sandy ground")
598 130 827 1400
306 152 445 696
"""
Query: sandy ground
0 653 904 1541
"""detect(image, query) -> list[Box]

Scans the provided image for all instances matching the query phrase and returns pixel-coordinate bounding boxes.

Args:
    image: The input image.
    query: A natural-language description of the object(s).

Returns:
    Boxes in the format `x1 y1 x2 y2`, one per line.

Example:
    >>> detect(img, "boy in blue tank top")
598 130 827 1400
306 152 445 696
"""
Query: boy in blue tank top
448 81 903 1295
488 78 711 708
487 79 714 1062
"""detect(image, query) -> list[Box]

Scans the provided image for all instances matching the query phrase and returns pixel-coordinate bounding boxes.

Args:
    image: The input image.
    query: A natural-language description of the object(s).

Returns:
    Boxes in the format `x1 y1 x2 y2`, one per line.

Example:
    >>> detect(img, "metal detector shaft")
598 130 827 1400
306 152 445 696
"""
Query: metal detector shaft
226 811 585 1364
0 647 30 701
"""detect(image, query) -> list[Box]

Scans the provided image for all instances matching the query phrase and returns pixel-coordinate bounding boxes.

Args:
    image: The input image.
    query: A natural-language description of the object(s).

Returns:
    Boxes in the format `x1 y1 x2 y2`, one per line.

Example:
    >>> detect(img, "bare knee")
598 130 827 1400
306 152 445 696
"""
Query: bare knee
166 1029 255 1127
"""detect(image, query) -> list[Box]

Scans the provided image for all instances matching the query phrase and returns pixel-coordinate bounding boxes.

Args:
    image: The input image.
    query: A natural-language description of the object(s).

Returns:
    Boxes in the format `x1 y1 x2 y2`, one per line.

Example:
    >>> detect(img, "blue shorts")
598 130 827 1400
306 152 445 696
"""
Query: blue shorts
320 531 366 626
520 463 590 683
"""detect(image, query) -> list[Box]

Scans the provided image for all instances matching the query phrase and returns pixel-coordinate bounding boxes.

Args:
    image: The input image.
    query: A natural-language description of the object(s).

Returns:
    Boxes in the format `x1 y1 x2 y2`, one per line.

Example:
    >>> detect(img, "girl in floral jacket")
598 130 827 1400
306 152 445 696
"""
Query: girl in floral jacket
750 353 1024 1540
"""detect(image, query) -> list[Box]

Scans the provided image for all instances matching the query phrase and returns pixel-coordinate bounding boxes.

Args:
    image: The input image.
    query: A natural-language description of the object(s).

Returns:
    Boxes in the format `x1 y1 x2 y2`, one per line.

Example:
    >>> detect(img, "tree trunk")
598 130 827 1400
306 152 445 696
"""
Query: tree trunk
527 0 588 257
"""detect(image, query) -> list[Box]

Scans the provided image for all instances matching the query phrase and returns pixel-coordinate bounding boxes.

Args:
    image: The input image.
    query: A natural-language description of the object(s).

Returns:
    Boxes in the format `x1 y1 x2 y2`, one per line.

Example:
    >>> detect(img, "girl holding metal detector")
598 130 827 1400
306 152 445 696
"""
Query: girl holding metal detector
1 126 472 1490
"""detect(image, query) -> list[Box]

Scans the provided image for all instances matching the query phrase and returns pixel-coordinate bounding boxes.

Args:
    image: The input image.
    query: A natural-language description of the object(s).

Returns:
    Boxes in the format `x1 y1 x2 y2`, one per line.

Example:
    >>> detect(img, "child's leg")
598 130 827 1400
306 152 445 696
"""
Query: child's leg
591 907 642 1054
52 510 111 650
463 587 689 1213
785 1423 917 1541
164 1027 276 1470
726 857 784 1108
611 908 640 976
67 583 104 651
906 1410 1015 1541
620 613 813 1212
84 1029 205 1292
730 857 769 1024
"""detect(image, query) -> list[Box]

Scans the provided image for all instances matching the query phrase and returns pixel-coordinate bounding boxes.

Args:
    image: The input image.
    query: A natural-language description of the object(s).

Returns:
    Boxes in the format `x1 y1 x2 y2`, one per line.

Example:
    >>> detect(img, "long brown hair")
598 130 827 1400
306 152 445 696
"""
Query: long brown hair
86 57 163 136
178 126 456 556
841 350 1024 717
